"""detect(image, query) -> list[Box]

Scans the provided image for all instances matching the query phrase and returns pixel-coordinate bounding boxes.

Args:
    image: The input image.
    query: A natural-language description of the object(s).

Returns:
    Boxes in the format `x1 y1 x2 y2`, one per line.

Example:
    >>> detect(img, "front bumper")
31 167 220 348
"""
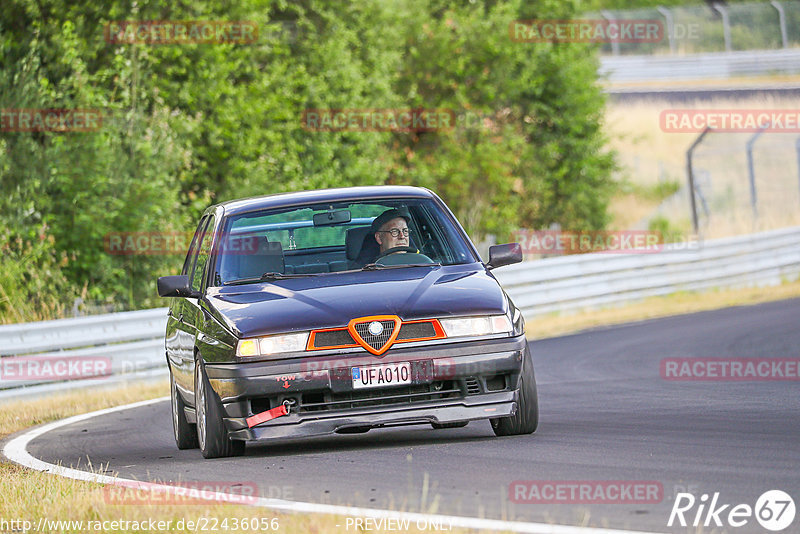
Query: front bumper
203 334 527 441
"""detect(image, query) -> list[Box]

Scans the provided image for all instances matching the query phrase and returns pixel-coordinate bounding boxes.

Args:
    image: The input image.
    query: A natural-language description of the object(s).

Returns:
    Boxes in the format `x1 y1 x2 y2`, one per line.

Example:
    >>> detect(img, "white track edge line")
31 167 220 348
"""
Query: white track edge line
3 397 665 534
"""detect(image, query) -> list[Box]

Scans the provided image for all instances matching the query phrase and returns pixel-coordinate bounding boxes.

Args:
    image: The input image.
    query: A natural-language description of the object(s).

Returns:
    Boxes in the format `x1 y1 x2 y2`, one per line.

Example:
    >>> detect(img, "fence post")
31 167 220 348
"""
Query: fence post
686 126 712 234
601 10 621 56
713 3 732 52
770 1 789 49
746 124 770 221
796 136 800 203
656 7 677 54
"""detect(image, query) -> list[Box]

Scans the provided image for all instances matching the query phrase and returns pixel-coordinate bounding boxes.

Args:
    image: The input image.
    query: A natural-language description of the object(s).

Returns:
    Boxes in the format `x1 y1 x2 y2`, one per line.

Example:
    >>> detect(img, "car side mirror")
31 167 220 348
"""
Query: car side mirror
487 243 522 270
157 275 201 298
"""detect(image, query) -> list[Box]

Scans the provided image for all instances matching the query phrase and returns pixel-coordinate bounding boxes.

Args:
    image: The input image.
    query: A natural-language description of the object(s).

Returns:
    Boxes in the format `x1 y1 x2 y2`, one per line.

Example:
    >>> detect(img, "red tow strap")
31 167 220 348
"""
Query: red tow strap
246 404 288 428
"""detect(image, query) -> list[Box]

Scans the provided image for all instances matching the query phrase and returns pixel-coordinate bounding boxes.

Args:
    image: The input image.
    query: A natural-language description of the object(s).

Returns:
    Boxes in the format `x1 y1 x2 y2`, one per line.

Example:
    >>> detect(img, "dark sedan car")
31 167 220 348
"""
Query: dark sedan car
158 186 537 458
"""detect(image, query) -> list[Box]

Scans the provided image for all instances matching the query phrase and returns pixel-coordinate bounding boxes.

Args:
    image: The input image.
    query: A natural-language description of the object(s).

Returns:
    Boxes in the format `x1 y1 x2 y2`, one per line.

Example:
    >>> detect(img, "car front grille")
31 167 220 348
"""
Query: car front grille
299 381 461 412
313 329 357 347
396 321 436 340
353 320 397 351
309 320 442 350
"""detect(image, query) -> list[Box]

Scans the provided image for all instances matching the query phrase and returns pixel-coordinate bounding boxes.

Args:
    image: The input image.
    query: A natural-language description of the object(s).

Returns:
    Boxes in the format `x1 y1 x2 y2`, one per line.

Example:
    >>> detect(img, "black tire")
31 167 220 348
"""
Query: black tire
431 421 469 429
491 345 538 436
171 371 197 449
195 357 245 458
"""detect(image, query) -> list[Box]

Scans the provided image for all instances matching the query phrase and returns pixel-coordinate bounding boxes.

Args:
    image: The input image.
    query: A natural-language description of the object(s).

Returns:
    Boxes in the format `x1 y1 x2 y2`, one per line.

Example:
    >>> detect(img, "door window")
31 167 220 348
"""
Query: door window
190 215 216 292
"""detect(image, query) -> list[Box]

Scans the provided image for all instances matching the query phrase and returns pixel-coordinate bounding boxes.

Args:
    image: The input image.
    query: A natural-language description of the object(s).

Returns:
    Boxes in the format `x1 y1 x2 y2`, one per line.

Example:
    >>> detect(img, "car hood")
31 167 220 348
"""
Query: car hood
205 264 508 338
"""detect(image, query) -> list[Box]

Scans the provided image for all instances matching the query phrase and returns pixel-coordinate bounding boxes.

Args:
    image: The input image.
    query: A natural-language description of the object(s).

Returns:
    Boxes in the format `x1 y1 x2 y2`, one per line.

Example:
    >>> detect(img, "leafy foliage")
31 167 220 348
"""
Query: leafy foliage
1 0 616 321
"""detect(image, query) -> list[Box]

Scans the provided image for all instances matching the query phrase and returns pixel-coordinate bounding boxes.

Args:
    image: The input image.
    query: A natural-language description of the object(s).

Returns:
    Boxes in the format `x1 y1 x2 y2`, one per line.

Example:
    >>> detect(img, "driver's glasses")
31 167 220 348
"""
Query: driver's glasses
378 228 410 238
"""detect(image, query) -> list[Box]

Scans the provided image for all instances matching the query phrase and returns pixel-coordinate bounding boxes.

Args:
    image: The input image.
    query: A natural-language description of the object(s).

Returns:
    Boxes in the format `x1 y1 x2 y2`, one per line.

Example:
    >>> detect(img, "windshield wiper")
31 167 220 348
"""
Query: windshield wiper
362 262 441 271
222 272 311 286
260 271 314 280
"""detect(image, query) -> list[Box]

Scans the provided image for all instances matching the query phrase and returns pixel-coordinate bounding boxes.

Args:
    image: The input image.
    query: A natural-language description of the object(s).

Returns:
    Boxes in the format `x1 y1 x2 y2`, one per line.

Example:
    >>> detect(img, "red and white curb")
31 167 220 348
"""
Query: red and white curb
3 398 664 534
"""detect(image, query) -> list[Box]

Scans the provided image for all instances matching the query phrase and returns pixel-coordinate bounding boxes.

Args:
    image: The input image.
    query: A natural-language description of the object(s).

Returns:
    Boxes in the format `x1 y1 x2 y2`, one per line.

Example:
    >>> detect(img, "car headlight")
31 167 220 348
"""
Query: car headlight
439 315 512 338
236 332 310 357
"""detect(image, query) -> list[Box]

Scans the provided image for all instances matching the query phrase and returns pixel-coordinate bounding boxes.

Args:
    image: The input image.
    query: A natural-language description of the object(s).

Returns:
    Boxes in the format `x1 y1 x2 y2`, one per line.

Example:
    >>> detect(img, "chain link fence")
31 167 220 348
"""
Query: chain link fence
656 129 800 238
593 1 800 55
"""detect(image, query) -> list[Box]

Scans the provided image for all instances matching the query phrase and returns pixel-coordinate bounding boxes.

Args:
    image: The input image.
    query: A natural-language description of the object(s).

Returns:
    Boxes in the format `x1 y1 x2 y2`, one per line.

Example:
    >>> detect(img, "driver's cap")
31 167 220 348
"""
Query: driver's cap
370 208 411 233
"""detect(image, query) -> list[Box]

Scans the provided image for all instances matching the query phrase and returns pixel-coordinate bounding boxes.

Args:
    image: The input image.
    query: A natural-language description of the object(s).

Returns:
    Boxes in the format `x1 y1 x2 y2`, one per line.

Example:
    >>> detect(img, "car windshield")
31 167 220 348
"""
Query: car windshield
214 198 476 285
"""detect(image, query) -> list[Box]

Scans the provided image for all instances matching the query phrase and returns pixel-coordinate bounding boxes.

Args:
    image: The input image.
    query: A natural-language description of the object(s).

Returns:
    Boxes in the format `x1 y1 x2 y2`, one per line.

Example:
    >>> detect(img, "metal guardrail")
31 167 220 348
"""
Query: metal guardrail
599 49 800 83
0 308 167 356
0 309 168 394
1 227 798 398
494 226 800 316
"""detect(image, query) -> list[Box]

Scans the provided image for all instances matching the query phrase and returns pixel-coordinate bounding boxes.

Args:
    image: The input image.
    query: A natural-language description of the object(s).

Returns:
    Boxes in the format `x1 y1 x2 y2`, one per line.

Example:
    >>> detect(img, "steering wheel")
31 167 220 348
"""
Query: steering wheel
375 246 418 260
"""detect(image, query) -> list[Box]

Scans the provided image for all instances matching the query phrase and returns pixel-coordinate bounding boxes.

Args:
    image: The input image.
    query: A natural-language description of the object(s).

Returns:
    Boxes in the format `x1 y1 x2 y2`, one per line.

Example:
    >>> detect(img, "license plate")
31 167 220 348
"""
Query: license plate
351 362 411 389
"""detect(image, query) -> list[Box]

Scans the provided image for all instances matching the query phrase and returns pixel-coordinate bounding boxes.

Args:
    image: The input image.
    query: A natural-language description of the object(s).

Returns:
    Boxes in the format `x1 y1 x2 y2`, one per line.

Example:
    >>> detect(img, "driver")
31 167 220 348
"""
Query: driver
371 208 412 257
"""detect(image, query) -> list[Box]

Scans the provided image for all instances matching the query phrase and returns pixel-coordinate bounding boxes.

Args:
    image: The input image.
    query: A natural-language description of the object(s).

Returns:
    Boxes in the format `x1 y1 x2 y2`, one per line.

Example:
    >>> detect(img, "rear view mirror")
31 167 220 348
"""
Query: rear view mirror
313 210 351 226
487 243 522 270
157 275 201 298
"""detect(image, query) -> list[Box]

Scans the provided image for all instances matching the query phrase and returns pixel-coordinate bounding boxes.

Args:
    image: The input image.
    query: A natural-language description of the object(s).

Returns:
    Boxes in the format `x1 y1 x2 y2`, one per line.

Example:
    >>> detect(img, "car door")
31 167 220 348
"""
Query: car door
183 214 217 394
169 215 210 398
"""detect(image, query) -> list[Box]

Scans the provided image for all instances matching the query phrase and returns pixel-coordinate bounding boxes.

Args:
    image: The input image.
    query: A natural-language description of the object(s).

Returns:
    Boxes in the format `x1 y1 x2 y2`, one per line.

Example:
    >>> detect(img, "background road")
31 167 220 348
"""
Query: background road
25 299 800 533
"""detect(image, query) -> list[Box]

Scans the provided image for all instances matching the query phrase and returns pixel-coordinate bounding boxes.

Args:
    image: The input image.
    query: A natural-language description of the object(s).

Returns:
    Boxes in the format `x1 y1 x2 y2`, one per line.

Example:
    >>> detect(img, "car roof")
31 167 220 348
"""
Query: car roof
212 186 436 216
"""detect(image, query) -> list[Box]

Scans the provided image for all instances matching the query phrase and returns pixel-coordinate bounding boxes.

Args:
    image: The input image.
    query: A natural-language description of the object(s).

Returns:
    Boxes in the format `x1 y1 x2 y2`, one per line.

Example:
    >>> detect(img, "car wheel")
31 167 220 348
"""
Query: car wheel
491 345 538 436
171 371 197 449
195 357 245 458
431 421 469 429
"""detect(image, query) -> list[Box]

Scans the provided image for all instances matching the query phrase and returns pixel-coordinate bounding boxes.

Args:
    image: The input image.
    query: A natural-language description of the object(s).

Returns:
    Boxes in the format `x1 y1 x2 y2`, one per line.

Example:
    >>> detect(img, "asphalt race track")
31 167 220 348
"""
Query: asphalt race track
20 299 800 533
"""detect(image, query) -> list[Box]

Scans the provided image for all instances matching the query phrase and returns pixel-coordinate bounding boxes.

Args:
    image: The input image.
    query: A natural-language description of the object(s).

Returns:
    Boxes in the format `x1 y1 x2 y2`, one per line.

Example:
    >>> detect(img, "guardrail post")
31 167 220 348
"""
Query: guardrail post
656 7 677 54
713 3 732 52
686 127 712 234
770 1 789 49
746 124 769 221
